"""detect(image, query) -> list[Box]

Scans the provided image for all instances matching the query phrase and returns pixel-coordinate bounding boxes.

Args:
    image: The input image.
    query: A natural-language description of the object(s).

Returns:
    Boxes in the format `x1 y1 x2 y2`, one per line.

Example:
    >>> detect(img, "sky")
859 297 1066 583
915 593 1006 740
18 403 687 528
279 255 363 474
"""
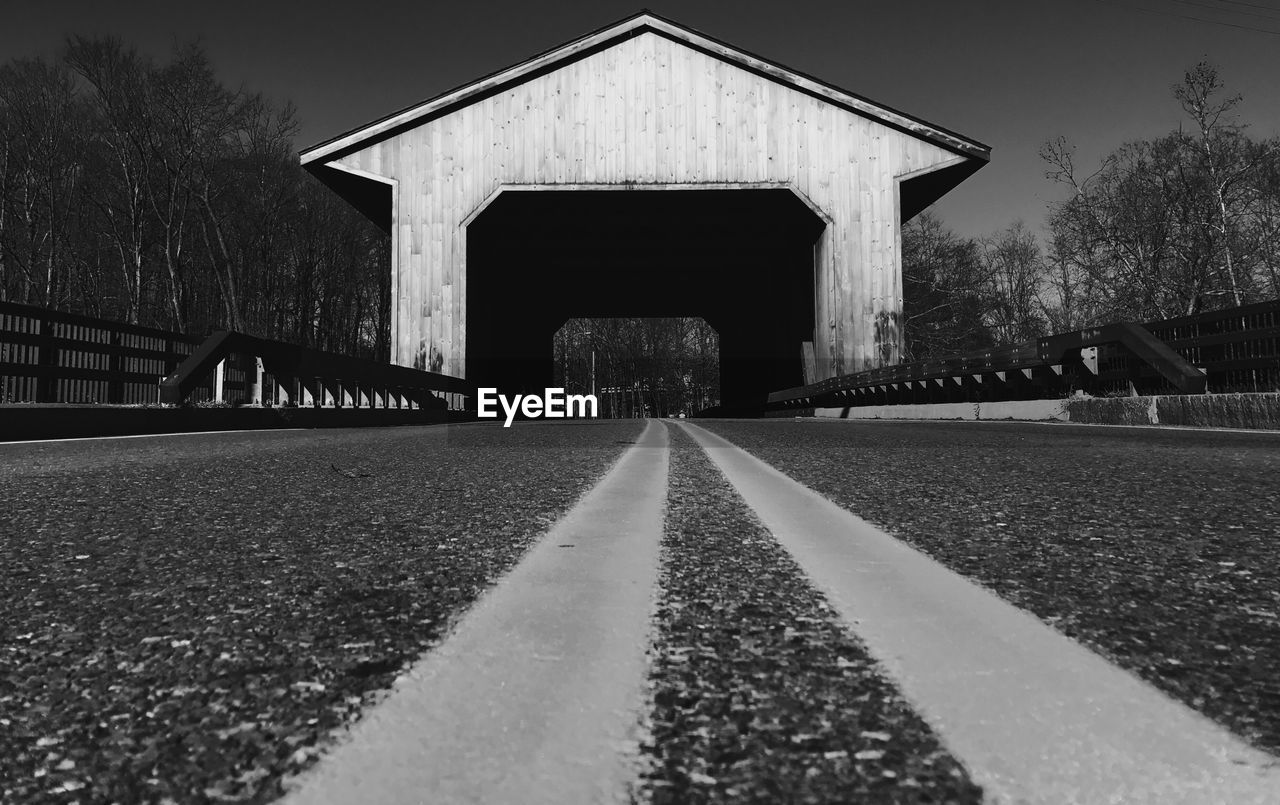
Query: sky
4 0 1280 241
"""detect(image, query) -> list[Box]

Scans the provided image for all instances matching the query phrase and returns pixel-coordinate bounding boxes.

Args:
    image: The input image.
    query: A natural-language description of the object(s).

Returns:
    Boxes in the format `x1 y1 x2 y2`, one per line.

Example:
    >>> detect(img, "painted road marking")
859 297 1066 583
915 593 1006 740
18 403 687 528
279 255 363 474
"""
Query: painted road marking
679 420 1280 804
283 420 669 805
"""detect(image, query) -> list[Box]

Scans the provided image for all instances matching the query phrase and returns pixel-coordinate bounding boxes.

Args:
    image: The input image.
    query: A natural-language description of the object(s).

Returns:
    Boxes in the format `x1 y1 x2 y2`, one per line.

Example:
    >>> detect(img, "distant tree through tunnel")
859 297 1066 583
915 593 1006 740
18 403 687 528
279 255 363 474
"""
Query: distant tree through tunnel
554 317 720 417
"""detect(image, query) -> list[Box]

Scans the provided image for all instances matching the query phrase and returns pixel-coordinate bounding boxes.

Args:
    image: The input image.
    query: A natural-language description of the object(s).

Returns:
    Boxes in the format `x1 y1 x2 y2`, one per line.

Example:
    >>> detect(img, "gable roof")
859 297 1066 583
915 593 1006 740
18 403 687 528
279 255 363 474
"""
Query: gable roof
299 9 991 166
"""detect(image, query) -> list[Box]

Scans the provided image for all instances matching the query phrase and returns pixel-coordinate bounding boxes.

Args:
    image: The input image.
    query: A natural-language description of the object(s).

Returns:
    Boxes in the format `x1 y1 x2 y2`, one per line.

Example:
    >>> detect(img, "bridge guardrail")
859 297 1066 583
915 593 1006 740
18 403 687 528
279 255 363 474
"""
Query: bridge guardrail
2 301 473 411
160 330 473 410
768 299 1280 410
0 301 204 405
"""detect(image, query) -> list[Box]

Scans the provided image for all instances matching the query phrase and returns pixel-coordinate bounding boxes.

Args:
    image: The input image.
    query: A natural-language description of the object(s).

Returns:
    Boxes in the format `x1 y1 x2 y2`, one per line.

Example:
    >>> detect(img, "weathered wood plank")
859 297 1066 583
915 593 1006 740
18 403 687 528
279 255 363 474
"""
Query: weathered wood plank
332 31 965 380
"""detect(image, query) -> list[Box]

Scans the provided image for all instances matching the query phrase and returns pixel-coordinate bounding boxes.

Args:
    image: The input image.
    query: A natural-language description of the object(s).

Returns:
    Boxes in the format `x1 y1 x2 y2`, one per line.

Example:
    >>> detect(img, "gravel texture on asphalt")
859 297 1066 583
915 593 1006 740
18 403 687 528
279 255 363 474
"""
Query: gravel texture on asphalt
633 426 983 804
1 421 643 804
699 419 1280 757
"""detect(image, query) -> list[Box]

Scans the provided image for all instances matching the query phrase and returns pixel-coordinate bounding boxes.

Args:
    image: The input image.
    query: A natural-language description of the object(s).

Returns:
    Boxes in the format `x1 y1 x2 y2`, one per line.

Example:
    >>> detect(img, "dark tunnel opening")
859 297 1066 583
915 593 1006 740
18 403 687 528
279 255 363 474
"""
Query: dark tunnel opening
465 188 825 412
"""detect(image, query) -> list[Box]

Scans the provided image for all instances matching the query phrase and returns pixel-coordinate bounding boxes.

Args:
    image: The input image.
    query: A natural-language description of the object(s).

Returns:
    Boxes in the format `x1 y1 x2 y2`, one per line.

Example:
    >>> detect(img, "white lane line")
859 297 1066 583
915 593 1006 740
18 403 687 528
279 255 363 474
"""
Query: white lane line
678 421 1280 805
284 420 669 805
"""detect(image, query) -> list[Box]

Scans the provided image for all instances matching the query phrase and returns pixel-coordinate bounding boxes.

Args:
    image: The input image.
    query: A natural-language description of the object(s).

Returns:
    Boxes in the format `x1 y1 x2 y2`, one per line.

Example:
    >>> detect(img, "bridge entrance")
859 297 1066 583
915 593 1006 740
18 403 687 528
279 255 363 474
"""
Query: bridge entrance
466 188 823 410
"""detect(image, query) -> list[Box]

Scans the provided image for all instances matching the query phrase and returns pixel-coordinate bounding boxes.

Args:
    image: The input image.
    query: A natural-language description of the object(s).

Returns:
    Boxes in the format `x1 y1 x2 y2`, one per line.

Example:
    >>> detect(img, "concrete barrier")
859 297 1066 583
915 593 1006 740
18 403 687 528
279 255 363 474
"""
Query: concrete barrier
815 400 1069 422
815 393 1280 429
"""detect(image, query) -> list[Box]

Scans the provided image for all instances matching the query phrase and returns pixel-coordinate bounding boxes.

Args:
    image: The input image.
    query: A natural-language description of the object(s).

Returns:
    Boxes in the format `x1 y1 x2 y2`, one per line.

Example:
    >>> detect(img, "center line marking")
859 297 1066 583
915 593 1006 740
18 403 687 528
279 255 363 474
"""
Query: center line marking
678 420 1280 804
284 420 668 805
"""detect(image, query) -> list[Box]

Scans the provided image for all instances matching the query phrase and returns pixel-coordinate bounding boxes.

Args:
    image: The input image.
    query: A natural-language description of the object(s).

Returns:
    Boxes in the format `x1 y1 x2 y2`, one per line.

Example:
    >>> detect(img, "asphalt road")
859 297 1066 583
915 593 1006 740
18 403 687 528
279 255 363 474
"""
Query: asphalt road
1 422 642 804
636 425 982 803
282 420 670 805
700 419 1280 758
5 418 1279 803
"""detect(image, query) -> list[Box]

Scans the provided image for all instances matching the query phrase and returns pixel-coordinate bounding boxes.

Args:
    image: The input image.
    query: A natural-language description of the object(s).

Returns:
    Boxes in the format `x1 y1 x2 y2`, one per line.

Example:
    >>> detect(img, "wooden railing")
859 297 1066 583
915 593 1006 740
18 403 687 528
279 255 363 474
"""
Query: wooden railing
1122 299 1280 394
768 298 1280 410
0 301 204 405
1 301 472 411
160 330 473 410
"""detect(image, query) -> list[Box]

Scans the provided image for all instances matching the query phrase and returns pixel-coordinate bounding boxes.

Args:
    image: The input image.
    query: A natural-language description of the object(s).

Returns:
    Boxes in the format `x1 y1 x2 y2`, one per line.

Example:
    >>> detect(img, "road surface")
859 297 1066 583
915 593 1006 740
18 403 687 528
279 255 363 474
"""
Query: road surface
3 419 1278 803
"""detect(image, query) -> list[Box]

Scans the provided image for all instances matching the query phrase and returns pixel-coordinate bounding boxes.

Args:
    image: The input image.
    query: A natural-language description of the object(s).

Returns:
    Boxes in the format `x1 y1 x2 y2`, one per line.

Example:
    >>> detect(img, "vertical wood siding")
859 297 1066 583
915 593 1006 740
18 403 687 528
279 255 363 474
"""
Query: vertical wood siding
333 32 956 379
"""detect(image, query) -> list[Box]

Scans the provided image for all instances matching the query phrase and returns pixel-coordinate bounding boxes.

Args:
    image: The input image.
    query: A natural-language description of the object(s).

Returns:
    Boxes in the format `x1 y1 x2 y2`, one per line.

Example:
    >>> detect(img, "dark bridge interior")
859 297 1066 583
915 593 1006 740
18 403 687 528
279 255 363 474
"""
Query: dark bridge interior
466 188 826 411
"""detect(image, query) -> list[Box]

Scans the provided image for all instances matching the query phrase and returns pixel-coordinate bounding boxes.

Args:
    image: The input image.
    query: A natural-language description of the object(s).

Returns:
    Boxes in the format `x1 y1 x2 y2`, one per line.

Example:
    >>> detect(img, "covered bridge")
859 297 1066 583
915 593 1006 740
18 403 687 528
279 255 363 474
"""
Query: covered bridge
300 11 989 408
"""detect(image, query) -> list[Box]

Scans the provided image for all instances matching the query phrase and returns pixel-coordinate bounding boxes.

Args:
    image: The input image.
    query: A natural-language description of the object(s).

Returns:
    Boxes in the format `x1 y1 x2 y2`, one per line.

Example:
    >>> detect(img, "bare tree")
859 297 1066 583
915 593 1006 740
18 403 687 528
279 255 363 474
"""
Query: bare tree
1173 61 1247 307
980 220 1048 342
1041 136 1185 320
1044 61 1280 325
0 58 85 308
65 36 156 323
900 211 994 360
555 316 720 416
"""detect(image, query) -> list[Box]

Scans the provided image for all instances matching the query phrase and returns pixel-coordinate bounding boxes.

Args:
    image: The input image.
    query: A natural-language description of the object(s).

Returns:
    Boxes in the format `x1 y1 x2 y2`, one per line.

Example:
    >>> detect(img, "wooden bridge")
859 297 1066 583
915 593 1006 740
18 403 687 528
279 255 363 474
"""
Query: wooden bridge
300 10 990 409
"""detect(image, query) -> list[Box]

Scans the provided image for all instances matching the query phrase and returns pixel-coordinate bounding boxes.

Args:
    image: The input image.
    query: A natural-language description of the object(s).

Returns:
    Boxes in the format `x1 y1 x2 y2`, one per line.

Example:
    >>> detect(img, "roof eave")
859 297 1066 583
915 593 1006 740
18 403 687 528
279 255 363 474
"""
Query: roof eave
299 11 990 167
305 163 394 233
900 158 987 224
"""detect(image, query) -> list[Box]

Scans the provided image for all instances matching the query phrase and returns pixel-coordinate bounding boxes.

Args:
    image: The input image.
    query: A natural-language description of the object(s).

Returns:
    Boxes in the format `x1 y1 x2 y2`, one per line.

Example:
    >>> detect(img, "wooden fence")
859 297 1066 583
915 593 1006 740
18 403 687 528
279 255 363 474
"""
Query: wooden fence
0 301 207 405
1133 299 1280 393
1 300 469 410
769 298 1280 410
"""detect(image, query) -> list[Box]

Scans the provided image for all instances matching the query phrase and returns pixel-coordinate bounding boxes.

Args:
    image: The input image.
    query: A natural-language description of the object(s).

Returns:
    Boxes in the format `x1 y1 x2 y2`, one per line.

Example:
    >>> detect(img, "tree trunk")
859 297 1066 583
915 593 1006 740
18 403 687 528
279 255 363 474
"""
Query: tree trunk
162 229 184 330
197 190 243 332
44 174 57 305
1214 189 1241 307
0 142 8 303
